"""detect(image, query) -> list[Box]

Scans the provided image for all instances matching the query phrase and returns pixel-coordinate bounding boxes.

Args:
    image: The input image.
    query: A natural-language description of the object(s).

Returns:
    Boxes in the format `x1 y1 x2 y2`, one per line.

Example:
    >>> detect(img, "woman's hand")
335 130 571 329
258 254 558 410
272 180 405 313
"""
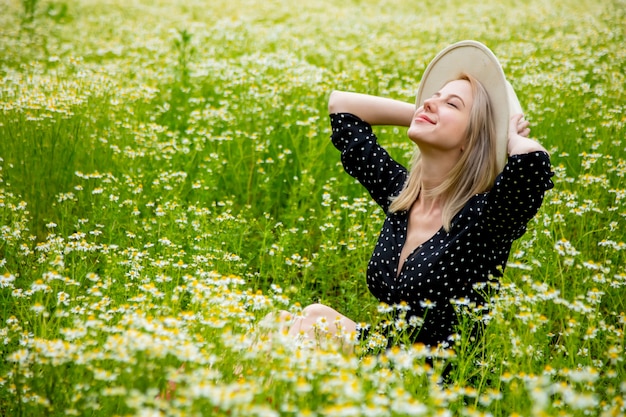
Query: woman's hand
515 114 531 137
507 113 548 156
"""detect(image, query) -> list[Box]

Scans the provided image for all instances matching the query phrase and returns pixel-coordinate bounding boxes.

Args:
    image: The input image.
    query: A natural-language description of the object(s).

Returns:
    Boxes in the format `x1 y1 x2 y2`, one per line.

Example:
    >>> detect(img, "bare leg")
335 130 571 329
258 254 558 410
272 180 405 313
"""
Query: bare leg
159 305 359 400
286 303 358 352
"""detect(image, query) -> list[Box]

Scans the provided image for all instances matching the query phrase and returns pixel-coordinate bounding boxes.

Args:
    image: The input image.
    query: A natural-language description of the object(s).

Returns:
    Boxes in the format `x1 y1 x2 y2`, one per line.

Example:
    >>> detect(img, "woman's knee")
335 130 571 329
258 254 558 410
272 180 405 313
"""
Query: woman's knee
302 303 333 319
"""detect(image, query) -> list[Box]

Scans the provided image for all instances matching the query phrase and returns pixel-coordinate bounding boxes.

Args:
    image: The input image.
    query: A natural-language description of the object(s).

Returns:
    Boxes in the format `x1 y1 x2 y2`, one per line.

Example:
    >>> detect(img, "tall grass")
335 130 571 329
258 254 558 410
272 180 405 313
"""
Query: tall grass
0 0 624 415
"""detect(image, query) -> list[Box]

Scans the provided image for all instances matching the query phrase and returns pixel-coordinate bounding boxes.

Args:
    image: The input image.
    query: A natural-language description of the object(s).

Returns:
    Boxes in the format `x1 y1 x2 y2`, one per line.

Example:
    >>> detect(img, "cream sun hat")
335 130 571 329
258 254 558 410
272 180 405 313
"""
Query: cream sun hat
415 40 523 173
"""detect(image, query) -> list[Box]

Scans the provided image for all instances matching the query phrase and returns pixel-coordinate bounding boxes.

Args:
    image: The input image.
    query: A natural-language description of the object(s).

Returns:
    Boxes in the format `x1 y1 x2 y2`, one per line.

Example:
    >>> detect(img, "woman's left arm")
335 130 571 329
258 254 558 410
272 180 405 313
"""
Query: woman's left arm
481 114 554 242
508 114 549 156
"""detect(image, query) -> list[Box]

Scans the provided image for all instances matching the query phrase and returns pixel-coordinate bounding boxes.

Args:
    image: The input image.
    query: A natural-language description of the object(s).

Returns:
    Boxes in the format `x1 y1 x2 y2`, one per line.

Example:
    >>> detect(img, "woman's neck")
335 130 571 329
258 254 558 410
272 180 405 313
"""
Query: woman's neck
419 156 456 190
416 152 460 209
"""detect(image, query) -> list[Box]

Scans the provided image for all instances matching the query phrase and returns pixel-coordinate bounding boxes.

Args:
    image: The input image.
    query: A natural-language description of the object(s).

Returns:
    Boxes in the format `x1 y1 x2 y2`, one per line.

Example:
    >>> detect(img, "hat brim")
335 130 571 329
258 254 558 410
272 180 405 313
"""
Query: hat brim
415 40 522 173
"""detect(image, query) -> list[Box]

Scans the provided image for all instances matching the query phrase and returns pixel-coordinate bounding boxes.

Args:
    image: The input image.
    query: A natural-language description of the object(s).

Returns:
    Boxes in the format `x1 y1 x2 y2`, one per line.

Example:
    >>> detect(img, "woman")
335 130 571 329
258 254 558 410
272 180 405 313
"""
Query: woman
281 41 554 351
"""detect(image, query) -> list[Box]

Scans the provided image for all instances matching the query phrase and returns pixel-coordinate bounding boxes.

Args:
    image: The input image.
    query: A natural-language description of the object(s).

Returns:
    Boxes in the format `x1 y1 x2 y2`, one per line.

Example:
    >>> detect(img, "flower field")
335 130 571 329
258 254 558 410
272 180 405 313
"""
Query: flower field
0 0 625 415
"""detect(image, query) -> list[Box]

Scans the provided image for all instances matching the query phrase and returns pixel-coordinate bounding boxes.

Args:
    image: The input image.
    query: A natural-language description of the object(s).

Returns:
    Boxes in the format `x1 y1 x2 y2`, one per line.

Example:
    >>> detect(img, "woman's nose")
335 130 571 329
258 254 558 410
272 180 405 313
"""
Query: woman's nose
423 97 435 112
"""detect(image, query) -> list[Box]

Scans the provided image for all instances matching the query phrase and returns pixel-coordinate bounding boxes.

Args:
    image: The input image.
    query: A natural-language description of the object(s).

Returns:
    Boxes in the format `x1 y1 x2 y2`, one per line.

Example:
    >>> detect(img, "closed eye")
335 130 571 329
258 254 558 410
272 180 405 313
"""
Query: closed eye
434 91 466 109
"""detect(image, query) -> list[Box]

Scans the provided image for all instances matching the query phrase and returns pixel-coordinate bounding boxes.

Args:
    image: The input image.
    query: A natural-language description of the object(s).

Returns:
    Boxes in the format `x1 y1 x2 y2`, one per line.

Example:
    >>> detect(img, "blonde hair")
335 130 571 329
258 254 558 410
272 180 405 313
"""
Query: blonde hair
388 73 499 230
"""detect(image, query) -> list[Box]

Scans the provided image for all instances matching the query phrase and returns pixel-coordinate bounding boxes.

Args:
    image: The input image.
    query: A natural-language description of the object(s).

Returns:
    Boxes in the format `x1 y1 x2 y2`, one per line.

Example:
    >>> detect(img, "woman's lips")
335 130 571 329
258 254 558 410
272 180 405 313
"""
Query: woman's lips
416 114 435 124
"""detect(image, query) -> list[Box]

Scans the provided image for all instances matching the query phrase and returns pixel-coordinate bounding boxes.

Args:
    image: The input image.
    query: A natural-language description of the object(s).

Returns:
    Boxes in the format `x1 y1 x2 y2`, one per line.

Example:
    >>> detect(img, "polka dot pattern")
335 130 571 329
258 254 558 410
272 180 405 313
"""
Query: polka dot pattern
330 113 554 348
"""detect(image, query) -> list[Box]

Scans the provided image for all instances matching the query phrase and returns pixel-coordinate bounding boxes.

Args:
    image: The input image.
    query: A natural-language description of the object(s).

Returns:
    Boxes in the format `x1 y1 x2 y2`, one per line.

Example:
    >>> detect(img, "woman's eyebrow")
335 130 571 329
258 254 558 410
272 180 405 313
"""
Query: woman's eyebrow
433 92 466 107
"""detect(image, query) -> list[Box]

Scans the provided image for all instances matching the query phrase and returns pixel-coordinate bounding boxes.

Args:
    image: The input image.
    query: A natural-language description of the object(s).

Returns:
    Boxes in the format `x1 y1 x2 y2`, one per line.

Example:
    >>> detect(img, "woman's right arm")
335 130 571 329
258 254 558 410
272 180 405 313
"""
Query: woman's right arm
328 90 415 127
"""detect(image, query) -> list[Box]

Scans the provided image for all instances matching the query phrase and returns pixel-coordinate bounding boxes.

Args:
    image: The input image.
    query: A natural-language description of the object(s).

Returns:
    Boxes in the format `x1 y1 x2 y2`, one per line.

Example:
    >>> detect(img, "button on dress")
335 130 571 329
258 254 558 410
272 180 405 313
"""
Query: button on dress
330 113 554 348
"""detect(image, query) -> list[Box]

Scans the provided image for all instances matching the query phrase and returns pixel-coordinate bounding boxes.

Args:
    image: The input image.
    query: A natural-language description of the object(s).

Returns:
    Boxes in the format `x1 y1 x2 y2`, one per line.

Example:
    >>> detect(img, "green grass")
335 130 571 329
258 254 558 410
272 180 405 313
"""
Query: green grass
0 0 625 415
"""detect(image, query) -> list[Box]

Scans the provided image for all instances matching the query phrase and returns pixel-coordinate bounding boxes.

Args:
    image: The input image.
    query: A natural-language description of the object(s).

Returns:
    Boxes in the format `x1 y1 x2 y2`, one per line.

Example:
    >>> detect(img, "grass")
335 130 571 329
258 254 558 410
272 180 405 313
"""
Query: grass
0 0 625 415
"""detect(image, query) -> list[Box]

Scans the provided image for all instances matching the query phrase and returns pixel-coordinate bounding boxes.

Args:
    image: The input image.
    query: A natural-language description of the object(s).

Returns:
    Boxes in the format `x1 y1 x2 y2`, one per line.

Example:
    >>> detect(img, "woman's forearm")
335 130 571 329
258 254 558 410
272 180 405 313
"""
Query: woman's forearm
328 90 415 127
508 114 549 156
508 135 548 156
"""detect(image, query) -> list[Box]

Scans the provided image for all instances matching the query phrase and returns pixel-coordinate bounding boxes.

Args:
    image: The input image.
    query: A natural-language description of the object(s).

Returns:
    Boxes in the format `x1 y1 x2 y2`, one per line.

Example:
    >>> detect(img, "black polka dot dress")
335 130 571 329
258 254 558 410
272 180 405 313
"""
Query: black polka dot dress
330 113 554 348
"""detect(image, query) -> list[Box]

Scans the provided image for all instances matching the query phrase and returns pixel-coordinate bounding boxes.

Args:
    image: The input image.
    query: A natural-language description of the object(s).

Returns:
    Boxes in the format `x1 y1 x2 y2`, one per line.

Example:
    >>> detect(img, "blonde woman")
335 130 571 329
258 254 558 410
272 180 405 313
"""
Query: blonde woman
284 41 554 351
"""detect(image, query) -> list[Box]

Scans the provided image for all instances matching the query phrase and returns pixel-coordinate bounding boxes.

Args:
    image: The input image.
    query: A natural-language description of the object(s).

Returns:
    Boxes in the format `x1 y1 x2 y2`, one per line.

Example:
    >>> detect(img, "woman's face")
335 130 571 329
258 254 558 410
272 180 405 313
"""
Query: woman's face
407 79 474 153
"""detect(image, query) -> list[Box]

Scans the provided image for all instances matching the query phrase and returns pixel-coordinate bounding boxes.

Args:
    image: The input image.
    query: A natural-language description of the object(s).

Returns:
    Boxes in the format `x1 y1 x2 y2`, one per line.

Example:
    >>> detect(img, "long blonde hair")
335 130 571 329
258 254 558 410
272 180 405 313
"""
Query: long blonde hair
388 73 499 230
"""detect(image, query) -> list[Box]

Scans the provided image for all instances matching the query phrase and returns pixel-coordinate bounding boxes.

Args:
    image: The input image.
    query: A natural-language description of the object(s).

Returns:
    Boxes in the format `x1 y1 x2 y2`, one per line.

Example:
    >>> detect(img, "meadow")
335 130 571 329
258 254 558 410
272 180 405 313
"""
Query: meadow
0 0 625 415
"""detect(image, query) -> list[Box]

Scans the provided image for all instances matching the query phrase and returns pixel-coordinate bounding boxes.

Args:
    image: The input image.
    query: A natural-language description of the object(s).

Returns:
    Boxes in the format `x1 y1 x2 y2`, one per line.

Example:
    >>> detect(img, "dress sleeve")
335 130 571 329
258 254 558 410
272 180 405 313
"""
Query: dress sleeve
329 113 407 212
483 151 555 241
